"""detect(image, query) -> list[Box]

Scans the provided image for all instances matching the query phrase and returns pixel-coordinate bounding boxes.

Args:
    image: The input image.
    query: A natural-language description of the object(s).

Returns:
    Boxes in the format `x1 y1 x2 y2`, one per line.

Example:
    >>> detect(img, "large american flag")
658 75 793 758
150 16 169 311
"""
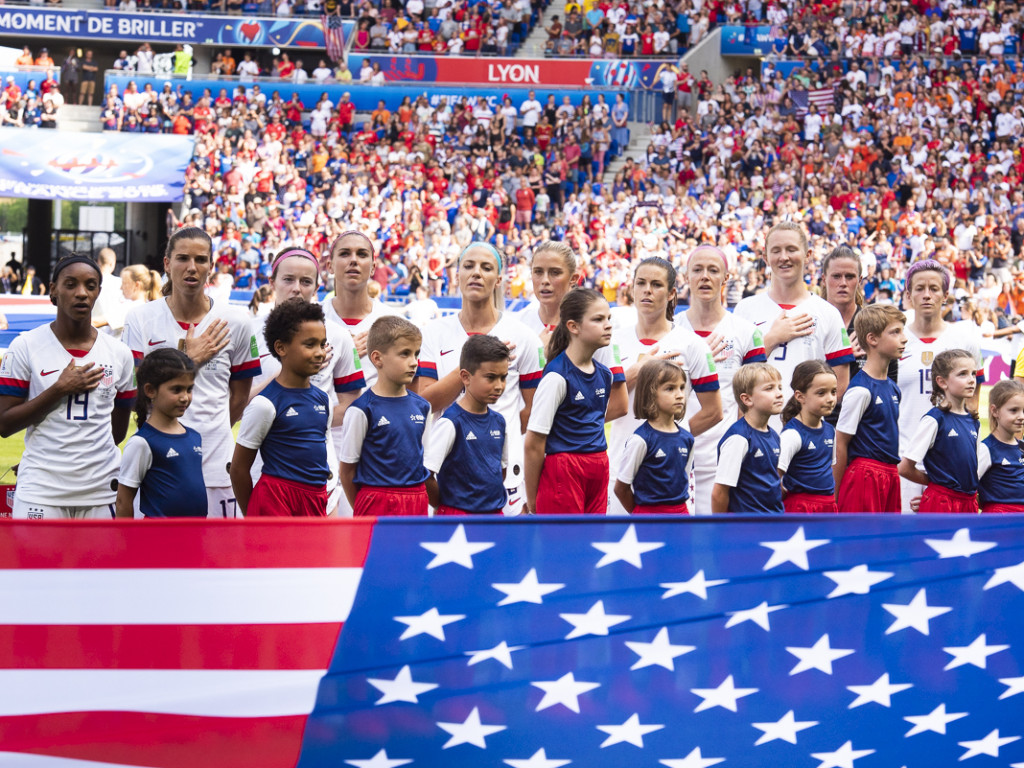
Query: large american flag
322 13 347 63
2 516 1022 768
792 87 836 115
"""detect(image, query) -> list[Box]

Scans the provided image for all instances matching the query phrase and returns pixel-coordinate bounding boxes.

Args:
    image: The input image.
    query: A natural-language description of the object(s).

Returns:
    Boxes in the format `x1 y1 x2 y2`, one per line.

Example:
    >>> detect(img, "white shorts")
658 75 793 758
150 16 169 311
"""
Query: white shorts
13 498 115 520
690 461 714 516
207 487 239 518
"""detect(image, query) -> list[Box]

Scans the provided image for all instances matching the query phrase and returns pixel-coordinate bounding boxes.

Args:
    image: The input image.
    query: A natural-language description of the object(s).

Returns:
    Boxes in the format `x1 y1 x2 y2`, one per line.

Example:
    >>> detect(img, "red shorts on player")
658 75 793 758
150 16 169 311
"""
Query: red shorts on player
837 458 900 513
536 452 609 515
354 484 428 517
784 493 839 514
435 506 503 516
920 485 978 514
981 502 1024 513
248 474 329 517
632 502 689 515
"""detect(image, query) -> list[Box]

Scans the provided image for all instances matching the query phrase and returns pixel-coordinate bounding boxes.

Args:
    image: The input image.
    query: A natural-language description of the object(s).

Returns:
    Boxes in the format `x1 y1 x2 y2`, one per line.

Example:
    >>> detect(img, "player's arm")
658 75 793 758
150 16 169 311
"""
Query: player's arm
688 389 722 437
520 386 535 433
606 380 628 422
711 483 731 514
229 379 252 426
0 359 102 437
227 316 261 424
331 390 359 428
115 483 139 519
898 415 937 487
111 406 131 446
833 362 851 402
229 445 258 514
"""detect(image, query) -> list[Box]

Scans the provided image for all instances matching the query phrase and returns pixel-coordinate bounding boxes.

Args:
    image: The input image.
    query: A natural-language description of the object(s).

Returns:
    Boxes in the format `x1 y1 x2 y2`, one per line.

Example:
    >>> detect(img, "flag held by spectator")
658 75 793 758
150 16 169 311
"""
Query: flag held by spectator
322 13 347 64
792 86 835 115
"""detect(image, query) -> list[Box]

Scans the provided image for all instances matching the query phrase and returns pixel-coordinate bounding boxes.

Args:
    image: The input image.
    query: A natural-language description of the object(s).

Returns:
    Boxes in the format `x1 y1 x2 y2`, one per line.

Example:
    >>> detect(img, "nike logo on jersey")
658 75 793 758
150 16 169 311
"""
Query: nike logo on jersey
466 431 477 440
40 369 59 376
755 321 767 326
754 449 764 458
166 448 179 458
148 340 166 346
948 428 958 437
875 396 884 404
285 407 299 417
808 441 817 450
899 355 911 361
440 349 454 356
377 416 390 426
655 448 666 458
574 391 585 401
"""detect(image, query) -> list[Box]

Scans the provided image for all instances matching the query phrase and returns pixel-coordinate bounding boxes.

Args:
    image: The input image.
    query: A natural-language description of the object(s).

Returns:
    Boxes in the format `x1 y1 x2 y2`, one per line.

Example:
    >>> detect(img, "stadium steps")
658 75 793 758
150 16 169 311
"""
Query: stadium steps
517 3 563 58
602 120 651 183
57 105 102 133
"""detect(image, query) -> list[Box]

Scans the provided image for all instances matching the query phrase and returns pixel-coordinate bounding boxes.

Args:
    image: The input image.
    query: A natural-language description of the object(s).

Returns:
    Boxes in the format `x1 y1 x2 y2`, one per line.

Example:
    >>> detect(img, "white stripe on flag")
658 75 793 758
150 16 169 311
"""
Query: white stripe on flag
0 669 326 717
0 568 361 624
0 752 153 768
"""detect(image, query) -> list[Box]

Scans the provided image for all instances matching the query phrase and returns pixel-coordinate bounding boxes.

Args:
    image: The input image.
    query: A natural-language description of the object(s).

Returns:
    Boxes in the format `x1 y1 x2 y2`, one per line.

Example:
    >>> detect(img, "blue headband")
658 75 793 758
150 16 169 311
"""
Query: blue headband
458 242 503 274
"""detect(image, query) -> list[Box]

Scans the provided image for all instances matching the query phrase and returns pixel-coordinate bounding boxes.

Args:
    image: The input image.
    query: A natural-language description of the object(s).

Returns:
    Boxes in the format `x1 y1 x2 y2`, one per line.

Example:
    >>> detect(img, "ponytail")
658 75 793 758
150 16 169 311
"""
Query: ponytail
782 360 836 425
134 348 196 428
546 288 604 368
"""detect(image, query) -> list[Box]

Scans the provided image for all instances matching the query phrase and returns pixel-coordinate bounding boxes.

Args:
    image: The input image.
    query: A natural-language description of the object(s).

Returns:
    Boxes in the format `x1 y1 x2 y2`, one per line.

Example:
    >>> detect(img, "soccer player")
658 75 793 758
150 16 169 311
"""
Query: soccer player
0 255 136 518
123 227 261 518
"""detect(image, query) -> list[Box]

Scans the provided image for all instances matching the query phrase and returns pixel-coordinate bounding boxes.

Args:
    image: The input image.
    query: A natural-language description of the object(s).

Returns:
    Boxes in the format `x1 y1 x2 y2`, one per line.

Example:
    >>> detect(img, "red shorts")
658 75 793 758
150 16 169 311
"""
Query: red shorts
632 502 689 515
920 485 978 514
837 458 900 514
248 474 329 517
354 484 428 517
981 503 1024 514
536 452 609 515
435 506 503 516
784 493 838 514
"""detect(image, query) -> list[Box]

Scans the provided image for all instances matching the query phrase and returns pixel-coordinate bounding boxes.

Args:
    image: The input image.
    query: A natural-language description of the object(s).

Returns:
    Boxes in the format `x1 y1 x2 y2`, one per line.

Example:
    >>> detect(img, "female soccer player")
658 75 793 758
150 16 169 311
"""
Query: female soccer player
0 255 136 518
517 241 580 344
413 242 544 514
123 227 261 518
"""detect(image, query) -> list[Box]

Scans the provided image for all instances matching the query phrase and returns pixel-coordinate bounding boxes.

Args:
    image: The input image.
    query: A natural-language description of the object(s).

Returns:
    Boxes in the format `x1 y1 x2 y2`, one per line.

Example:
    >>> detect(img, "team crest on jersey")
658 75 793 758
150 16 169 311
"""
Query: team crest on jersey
0 353 11 376
101 364 115 387
409 413 425 423
921 351 934 365
5 488 13 508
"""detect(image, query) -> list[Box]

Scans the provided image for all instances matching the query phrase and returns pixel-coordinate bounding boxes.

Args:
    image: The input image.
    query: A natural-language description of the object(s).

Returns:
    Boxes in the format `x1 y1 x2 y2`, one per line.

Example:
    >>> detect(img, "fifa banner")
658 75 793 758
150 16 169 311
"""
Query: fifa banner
0 131 194 202
0 7 353 48
347 54 676 89
720 25 786 56
106 73 628 111
1 516 1022 768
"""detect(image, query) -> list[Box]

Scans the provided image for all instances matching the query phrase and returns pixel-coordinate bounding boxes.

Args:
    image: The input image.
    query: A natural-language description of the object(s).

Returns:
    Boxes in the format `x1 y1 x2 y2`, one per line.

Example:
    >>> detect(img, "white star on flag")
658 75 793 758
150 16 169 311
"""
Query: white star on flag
924 528 997 559
760 526 830 571
504 748 572 768
1000 675 1024 699
367 665 438 705
596 713 665 748
724 601 787 631
846 673 912 708
690 675 759 712
624 627 695 671
659 747 726 767
437 707 507 749
984 560 1024 592
421 524 495 569
787 634 855 675
904 703 968 736
592 524 665 568
882 588 952 635
660 570 728 600
345 749 414 768
943 633 1009 670
823 564 894 598
752 710 818 745
394 607 466 641
531 672 601 713
810 741 876 768
560 600 631 639
958 730 1021 760
492 568 565 606
465 641 525 669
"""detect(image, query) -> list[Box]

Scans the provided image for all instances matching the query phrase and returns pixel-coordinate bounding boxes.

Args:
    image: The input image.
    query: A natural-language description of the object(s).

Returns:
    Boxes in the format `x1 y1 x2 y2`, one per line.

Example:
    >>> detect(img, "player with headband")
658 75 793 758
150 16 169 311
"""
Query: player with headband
123 227 262 518
0 255 136 518
676 244 767 514
247 247 365 515
412 241 545 515
897 259 984 512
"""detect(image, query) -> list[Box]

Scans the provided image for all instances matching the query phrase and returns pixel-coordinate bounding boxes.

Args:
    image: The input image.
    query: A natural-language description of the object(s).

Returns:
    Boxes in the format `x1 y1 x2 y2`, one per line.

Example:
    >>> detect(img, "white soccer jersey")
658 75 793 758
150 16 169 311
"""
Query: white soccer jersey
323 299 399 389
734 293 854 428
515 303 554 337
416 312 544 493
123 298 261 488
0 325 136 507
596 322 719 515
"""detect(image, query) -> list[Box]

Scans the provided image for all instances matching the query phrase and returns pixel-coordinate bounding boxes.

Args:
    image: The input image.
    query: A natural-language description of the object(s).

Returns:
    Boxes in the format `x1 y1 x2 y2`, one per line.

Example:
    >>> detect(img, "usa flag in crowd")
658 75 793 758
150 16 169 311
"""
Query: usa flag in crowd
792 87 836 115
299 516 1024 768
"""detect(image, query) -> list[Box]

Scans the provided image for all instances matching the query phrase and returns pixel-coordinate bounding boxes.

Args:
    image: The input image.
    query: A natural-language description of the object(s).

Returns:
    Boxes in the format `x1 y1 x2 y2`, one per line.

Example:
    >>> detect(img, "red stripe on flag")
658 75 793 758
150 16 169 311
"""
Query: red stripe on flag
0 712 309 768
0 623 343 670
0 519 375 569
